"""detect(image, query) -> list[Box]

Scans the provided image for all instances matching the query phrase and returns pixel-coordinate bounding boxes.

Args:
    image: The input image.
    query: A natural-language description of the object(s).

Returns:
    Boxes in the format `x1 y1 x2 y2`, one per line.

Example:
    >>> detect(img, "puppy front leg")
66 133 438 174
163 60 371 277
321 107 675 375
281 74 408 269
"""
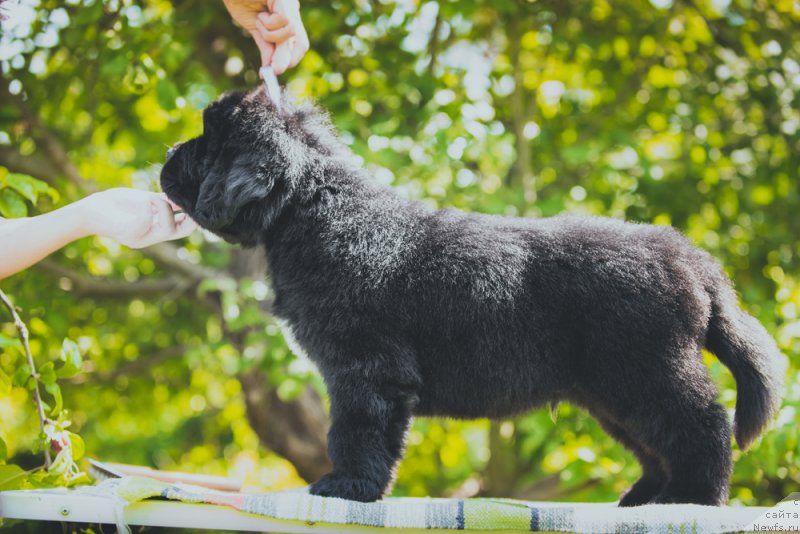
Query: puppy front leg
310 371 416 502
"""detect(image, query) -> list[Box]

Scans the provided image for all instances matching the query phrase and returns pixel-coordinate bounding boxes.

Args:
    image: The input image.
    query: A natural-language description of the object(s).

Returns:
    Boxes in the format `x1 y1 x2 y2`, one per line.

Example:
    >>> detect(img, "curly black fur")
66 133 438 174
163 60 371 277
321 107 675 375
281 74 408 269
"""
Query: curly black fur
161 88 786 505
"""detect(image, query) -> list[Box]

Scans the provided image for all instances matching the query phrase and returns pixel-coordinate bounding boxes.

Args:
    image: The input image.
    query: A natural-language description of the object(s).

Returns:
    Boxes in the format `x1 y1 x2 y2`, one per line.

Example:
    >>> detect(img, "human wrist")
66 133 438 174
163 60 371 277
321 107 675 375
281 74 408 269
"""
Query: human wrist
59 196 97 241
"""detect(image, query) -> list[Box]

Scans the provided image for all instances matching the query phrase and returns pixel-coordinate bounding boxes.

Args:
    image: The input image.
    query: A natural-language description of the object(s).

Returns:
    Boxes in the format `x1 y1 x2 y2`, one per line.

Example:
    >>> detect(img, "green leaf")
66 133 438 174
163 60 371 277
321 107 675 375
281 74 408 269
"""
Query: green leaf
0 436 6 463
99 53 128 76
11 364 31 388
0 464 27 490
56 338 82 379
0 189 28 218
0 368 10 396
156 78 179 110
38 362 57 386
30 432 46 454
68 432 84 461
0 334 22 350
25 470 51 488
60 338 81 366
67 471 91 487
4 173 45 204
44 382 63 415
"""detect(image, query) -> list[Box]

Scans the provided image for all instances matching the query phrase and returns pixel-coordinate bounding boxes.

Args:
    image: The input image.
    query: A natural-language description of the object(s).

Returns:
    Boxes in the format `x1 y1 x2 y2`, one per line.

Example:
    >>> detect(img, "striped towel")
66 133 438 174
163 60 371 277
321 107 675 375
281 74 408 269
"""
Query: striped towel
99 476 774 533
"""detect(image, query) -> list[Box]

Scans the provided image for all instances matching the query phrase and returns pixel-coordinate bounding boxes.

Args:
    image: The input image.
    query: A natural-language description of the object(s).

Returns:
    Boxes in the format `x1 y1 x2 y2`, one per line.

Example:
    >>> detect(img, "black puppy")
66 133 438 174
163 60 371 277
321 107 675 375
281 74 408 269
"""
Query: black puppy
161 88 786 506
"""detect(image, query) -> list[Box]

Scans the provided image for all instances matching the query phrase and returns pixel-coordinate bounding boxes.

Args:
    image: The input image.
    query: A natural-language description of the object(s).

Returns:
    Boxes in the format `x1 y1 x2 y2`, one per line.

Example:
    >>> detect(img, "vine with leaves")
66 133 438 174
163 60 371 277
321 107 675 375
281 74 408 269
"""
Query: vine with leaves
0 173 89 491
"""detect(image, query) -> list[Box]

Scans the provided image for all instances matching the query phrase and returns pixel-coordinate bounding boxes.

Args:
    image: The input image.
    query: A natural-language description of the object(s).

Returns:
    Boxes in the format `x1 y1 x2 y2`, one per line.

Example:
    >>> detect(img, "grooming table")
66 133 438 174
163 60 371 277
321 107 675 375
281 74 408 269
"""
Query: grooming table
0 476 783 533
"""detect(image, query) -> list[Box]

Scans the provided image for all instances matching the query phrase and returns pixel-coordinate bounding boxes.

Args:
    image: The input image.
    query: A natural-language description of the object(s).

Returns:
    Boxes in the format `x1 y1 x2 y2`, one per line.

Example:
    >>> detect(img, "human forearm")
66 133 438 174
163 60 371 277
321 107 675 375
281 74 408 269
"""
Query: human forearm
0 189 196 280
0 202 89 280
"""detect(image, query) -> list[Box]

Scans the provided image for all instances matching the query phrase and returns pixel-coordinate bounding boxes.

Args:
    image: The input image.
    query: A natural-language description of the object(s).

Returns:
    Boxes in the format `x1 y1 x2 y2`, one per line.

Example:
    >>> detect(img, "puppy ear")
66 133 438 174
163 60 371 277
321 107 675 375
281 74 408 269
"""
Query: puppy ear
227 160 288 234
193 152 278 232
225 158 275 216
193 155 233 230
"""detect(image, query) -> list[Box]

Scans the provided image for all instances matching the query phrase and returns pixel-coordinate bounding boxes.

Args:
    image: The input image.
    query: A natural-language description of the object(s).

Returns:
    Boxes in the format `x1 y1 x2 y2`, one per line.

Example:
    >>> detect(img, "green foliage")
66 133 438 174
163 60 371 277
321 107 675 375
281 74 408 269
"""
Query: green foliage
0 286 90 491
0 0 797 507
57 338 83 379
0 465 27 491
0 171 58 217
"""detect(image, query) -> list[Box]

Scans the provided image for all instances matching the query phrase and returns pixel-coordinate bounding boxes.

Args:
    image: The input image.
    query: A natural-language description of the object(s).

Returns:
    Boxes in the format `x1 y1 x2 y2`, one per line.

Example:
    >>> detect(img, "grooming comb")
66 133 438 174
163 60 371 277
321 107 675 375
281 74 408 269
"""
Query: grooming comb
259 65 282 112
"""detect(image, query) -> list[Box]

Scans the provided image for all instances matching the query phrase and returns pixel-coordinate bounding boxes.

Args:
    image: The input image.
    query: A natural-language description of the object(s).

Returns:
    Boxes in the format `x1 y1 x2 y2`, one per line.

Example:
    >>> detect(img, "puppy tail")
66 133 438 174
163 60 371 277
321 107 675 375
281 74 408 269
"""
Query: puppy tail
705 281 787 450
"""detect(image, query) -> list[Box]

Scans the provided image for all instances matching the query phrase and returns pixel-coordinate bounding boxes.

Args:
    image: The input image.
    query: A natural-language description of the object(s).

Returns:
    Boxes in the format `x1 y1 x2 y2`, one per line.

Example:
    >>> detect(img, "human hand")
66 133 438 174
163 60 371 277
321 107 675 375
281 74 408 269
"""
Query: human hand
77 188 197 249
222 0 308 74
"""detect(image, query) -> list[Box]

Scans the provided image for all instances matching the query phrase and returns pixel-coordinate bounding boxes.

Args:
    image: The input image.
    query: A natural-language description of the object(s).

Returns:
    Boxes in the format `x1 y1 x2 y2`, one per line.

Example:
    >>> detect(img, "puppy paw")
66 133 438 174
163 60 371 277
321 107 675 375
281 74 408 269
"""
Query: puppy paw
618 477 664 507
652 486 726 506
309 473 384 502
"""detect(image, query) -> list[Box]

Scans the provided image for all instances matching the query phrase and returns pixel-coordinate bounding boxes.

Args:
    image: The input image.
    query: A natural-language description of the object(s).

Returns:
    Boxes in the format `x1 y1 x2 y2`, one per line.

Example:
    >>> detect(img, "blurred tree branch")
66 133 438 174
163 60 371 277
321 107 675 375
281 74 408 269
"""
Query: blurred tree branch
0 146 62 182
427 4 443 77
144 243 223 283
38 260 192 298
0 82 94 192
68 346 186 385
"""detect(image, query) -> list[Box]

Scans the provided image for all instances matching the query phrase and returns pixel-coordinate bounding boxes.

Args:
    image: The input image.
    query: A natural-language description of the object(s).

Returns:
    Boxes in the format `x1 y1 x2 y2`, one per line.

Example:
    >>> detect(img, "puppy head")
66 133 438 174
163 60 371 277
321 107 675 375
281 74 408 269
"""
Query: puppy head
160 88 309 246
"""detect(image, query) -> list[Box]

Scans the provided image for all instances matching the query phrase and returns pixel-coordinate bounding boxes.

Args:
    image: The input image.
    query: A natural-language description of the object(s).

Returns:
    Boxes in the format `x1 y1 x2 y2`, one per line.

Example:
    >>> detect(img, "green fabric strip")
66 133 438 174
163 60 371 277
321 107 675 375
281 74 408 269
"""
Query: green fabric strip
92 476 769 533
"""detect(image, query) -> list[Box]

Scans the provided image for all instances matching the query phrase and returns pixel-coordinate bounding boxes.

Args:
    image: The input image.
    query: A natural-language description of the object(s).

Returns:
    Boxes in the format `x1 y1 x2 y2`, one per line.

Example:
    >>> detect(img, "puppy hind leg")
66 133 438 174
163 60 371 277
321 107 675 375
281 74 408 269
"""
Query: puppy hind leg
584 346 732 506
608 364 732 506
651 401 732 506
594 416 667 506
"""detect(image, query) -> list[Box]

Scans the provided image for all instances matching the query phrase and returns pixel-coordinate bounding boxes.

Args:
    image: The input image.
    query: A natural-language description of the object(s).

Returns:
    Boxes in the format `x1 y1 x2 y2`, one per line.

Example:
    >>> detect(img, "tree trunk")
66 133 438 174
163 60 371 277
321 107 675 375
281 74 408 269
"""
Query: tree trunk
239 370 331 483
230 247 332 483
481 420 519 496
507 16 536 201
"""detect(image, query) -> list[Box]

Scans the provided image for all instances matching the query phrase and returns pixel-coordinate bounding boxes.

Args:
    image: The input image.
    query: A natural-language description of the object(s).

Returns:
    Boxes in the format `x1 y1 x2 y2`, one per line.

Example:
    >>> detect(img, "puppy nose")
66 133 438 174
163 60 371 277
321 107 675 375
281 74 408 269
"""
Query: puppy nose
166 142 183 161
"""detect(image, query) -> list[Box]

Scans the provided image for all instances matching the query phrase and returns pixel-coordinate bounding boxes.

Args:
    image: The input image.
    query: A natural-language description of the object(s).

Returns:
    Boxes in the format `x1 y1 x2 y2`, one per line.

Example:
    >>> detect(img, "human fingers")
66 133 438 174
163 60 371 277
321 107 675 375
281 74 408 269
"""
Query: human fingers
271 0 299 17
289 26 308 68
257 11 288 30
165 198 183 212
255 17 295 44
250 29 276 67
271 39 293 74
222 0 268 32
156 193 180 210
153 195 197 239
172 213 199 239
150 197 177 239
